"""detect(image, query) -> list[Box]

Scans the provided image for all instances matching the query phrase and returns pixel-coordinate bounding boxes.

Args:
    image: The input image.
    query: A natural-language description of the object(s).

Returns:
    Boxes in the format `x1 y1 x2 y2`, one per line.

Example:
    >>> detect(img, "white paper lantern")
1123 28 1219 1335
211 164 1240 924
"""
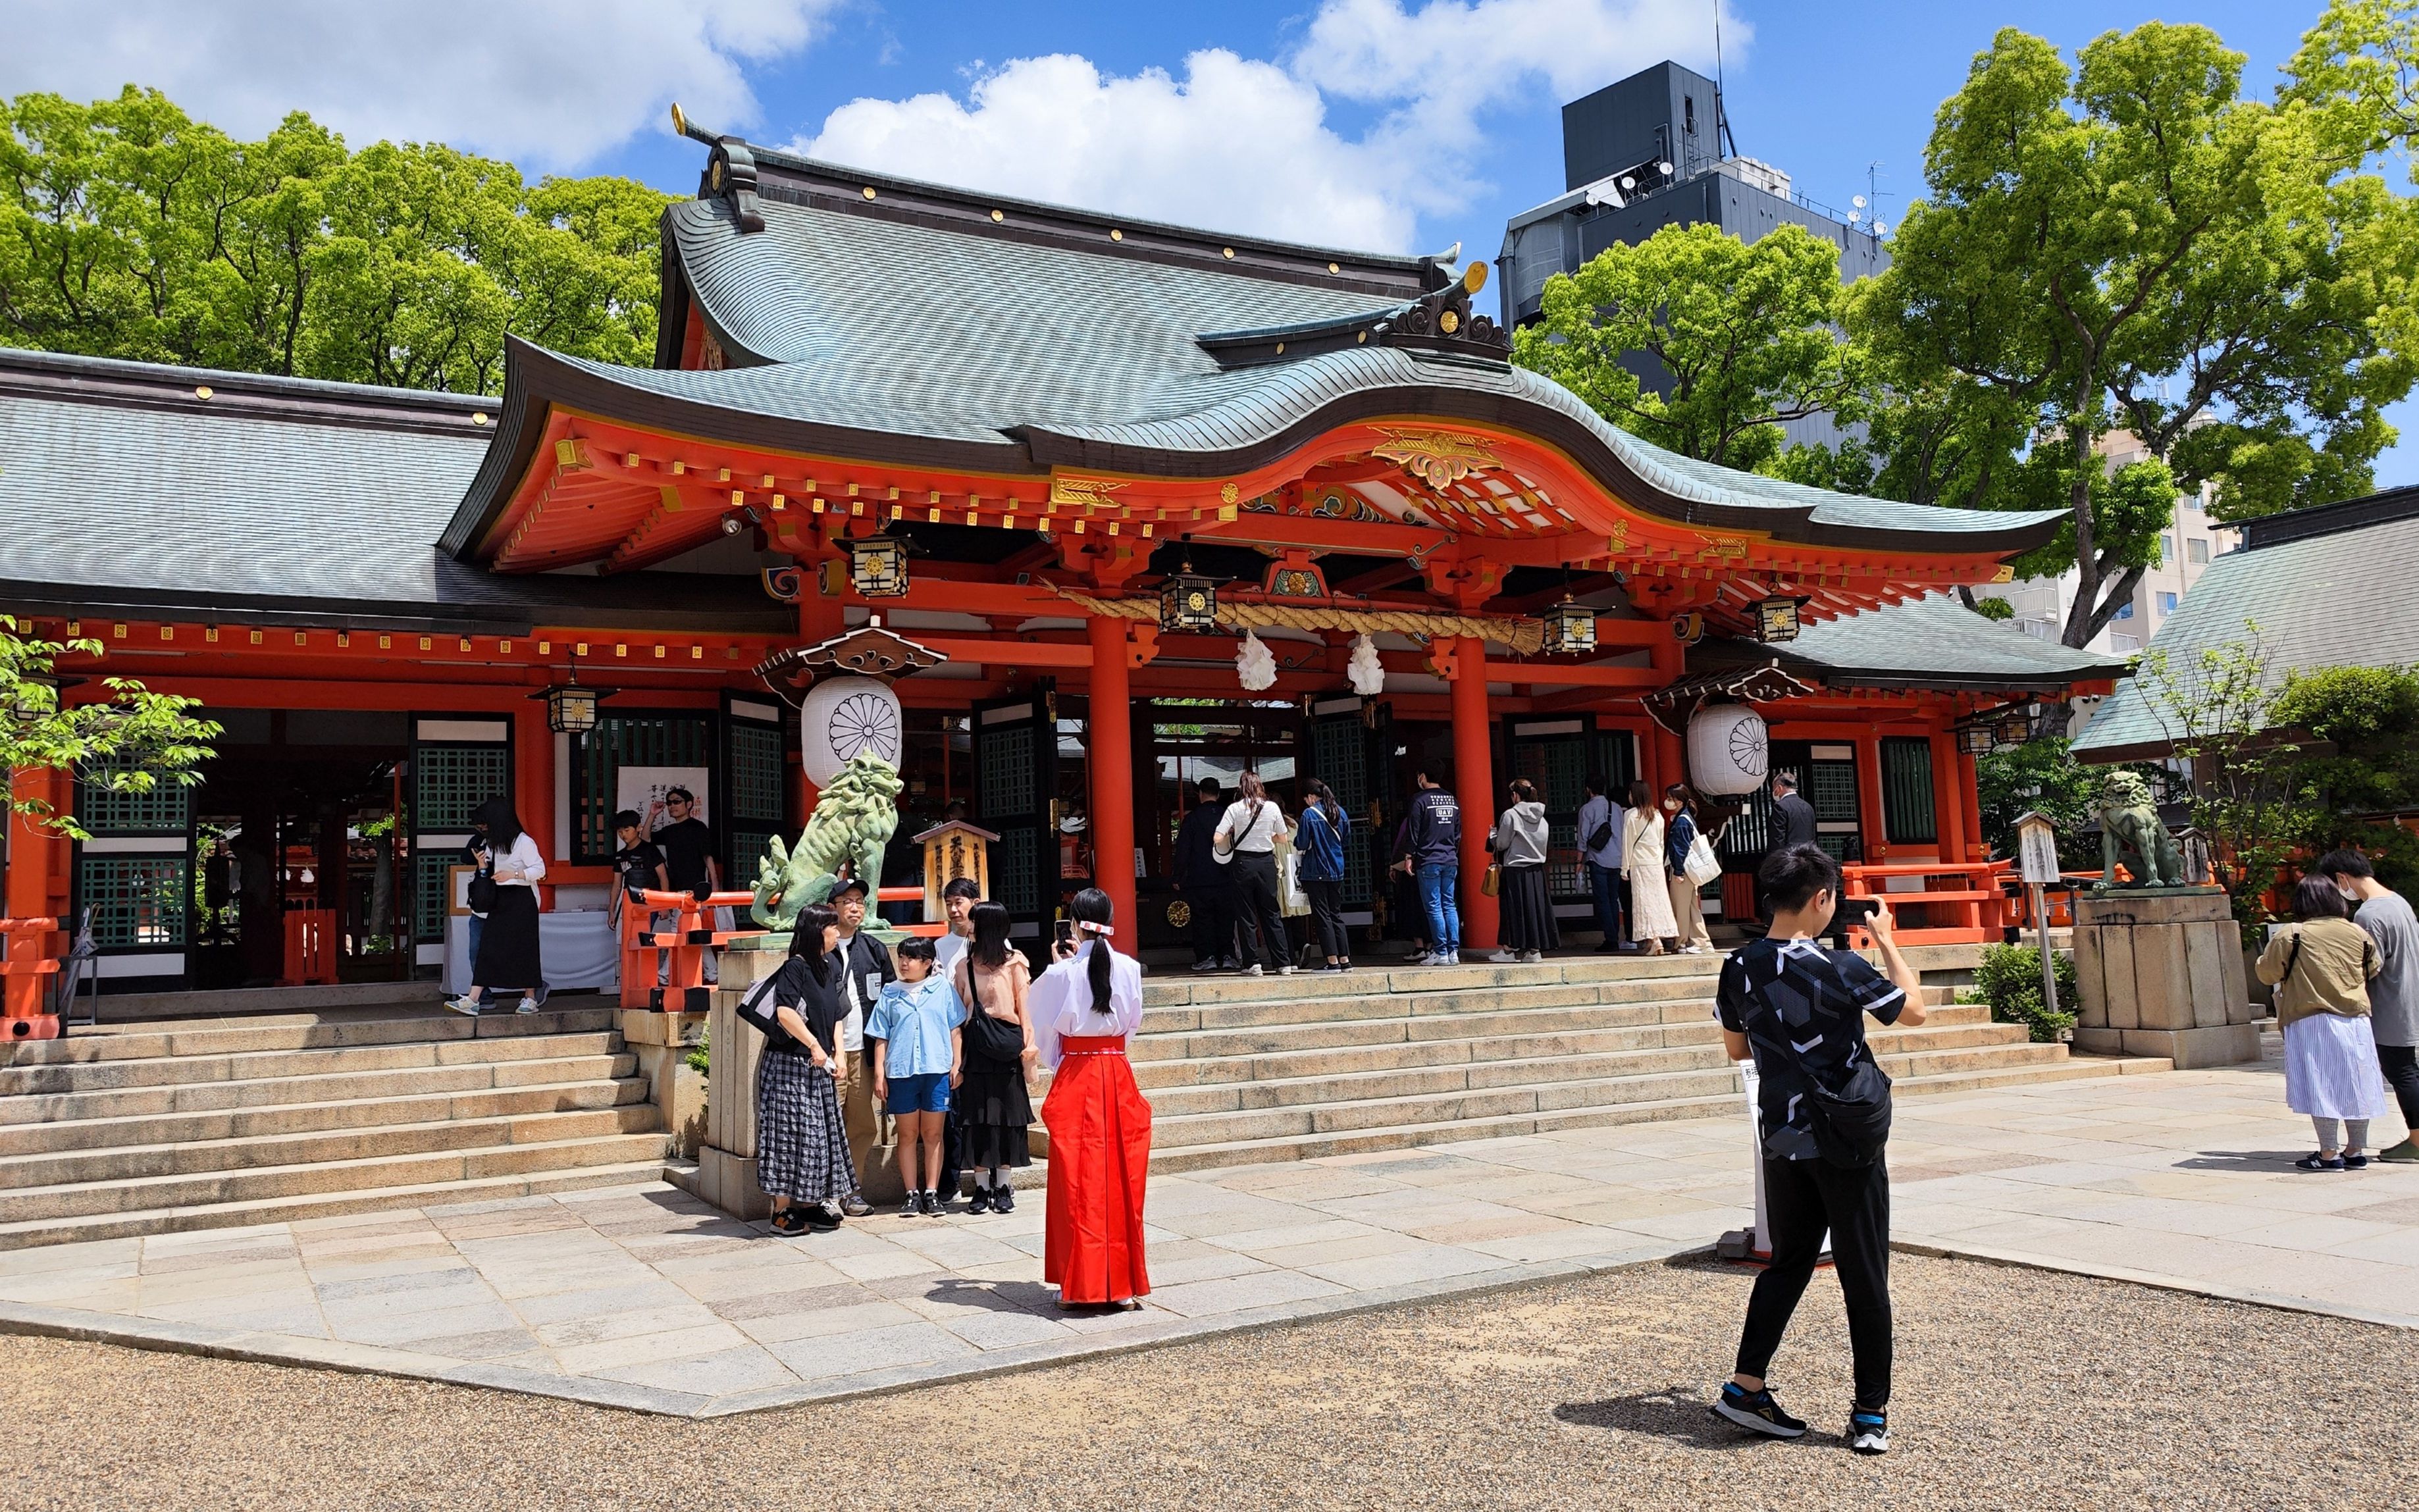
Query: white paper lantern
1687 704 1769 796
800 675 903 785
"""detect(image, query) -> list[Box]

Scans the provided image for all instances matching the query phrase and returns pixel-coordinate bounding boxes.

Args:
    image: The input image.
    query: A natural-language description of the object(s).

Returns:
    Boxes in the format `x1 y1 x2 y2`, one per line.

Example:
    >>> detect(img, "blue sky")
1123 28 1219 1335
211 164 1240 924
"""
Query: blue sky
5 0 2401 482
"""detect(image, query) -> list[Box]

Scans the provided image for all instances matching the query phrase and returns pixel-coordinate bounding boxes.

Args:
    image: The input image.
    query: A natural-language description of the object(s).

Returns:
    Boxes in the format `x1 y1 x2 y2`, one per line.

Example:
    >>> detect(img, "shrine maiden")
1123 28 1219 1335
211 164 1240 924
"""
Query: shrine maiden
1030 887 1151 1308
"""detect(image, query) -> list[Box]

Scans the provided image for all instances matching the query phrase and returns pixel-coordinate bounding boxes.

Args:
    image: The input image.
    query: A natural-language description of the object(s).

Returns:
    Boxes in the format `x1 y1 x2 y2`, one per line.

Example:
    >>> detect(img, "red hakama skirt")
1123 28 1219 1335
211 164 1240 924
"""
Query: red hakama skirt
1043 1035 1153 1303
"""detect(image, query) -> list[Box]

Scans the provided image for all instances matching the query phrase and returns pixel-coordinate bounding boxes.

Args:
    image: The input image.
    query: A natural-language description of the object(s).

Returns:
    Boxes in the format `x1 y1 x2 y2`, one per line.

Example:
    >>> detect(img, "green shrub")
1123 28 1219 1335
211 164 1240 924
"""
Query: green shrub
683 1025 709 1076
1973 942 2079 1043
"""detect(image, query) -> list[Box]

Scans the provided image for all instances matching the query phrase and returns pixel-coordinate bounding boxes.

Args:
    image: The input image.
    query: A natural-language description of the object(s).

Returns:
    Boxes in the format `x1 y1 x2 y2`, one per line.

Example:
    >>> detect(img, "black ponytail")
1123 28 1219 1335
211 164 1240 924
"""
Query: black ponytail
1069 886 1116 1014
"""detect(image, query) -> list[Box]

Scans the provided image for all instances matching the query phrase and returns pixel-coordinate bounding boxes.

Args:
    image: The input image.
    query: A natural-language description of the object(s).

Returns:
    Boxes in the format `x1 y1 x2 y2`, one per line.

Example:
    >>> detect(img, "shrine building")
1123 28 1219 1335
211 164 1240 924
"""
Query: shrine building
0 121 2128 993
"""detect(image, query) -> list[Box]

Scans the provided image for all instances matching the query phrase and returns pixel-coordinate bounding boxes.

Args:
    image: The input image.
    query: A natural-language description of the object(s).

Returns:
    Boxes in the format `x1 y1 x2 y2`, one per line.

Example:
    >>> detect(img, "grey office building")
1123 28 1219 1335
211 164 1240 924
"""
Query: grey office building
1497 62 1887 449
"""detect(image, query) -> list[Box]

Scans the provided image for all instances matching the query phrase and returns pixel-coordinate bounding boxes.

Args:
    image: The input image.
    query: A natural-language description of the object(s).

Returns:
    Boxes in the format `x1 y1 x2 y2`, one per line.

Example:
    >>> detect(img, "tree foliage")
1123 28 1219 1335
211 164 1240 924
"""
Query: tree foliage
1801 22 2419 648
1 617 218 842
0 87 671 392
1513 221 1857 474
2268 662 2419 896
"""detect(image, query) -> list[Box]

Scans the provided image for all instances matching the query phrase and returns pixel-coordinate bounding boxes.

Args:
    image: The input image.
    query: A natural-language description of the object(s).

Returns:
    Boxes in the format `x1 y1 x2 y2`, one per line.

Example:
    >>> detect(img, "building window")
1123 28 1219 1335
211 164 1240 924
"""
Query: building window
1684 95 1696 134
2158 592 2179 614
1880 738 1938 845
2113 600 2135 620
2187 537 2208 564
2158 533 2174 562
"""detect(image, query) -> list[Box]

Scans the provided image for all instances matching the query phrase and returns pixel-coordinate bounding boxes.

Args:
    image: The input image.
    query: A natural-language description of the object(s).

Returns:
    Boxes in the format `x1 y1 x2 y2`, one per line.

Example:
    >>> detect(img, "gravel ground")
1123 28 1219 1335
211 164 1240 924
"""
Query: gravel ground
3 1253 2395 1511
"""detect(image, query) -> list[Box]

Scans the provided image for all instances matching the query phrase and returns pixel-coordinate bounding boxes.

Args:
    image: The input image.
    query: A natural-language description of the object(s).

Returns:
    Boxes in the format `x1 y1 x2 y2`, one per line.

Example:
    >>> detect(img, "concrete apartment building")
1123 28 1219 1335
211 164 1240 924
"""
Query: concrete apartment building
1993 435 2233 655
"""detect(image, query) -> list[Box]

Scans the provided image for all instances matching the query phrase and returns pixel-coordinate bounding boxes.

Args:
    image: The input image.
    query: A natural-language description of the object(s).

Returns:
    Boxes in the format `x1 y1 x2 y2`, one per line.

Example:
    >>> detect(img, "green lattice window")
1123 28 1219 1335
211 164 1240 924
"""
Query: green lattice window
79 768 192 835
413 848 459 941
1807 760 1860 825
78 856 188 947
979 726 1036 820
1881 738 1938 845
728 721 785 823
415 744 509 833
571 714 712 862
994 827 1041 917
729 828 777 889
1309 717 1371 905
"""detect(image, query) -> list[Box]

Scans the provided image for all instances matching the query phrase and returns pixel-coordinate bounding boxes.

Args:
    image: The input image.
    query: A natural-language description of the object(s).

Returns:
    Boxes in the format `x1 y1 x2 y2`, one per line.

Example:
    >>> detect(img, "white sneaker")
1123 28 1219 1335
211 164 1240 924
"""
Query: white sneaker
1489 950 1521 964
444 997 480 1017
1520 950 1543 963
1277 964 1295 976
1242 964 1264 977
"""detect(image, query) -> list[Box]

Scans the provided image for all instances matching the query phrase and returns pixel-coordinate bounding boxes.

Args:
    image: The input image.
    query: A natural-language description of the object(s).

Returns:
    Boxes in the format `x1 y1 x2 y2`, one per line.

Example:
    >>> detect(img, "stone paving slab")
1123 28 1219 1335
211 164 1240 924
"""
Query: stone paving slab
0 1054 2411 1415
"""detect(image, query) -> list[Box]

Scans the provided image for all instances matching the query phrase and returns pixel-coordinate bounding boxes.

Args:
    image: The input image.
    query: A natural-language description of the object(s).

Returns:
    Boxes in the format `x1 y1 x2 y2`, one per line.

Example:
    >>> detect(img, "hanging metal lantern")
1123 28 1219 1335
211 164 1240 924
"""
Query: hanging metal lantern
1996 705 2036 746
1541 598 1597 655
1958 723 1995 757
1752 596 1802 643
848 534 909 598
1159 563 1218 633
9 669 59 723
546 680 600 734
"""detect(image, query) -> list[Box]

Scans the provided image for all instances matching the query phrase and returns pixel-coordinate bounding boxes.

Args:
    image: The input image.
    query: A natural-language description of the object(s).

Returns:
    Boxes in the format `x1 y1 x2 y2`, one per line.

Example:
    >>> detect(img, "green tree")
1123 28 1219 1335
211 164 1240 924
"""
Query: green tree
1975 736 2102 866
0 86 672 391
1823 23 2419 647
1512 221 1857 474
2268 662 2419 895
1 617 218 841
2137 623 2315 924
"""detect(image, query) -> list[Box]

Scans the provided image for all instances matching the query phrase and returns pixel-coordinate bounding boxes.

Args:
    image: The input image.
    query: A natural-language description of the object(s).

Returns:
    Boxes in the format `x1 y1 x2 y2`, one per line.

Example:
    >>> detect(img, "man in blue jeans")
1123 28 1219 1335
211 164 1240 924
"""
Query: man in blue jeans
1574 773 1629 952
1403 769 1462 965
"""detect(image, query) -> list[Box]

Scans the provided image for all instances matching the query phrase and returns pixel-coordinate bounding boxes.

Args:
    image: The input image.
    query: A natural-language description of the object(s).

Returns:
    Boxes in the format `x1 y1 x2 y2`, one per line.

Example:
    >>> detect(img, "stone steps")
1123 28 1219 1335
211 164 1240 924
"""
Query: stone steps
0 1007 665 1250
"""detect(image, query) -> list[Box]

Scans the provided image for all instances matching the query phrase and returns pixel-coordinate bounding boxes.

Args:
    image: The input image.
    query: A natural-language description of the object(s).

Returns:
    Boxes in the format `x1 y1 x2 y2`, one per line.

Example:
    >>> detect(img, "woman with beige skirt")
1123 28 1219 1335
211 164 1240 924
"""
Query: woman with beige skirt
1624 781 1677 952
1663 784 1715 954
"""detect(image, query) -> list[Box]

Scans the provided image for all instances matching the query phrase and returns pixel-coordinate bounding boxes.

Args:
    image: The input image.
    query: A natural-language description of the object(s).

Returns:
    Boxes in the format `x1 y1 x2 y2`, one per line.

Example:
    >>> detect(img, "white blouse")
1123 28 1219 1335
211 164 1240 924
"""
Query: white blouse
491 833 548 889
1026 940 1145 1069
1215 798 1291 856
1622 808 1663 877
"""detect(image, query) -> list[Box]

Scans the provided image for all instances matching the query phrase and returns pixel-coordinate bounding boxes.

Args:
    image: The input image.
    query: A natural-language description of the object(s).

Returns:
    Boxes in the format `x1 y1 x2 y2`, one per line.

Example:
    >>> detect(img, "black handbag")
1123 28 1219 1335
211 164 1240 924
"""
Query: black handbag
966 1008 1026 1062
467 872 499 914
1804 1057 1894 1169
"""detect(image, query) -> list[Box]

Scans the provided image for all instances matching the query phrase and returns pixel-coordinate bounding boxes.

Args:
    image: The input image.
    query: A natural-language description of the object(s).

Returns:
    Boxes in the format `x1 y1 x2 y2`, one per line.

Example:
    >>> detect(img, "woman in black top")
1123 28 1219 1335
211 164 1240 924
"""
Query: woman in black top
745 902 860 1235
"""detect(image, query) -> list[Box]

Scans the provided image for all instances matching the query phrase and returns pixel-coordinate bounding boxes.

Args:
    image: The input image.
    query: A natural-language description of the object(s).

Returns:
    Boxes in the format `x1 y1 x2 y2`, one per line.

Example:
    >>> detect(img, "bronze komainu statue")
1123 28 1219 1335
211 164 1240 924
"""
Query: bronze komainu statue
2096 769 2185 889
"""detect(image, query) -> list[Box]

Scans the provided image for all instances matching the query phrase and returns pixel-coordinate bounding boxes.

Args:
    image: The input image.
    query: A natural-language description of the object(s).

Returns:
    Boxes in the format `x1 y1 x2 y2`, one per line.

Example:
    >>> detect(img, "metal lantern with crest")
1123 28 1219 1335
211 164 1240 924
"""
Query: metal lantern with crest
848 534 909 598
1541 598 1597 655
545 681 600 734
1752 595 1802 643
1958 723 1996 757
1996 704 2037 746
1159 563 1218 634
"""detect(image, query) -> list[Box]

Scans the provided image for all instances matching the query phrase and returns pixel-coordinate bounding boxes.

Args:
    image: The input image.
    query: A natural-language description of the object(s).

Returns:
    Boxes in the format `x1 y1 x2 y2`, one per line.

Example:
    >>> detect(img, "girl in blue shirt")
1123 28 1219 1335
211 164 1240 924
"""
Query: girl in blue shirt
868 935 968 1216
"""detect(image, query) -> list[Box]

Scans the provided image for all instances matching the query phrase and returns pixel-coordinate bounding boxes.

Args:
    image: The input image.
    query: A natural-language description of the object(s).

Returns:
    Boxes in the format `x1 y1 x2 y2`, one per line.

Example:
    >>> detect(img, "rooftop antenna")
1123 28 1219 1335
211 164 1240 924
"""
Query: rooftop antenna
1711 3 1738 159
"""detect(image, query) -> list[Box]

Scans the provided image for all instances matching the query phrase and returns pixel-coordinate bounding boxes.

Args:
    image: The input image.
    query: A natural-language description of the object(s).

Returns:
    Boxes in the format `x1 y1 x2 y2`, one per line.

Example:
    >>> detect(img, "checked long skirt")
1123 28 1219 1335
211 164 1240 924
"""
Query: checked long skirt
1042 1035 1153 1303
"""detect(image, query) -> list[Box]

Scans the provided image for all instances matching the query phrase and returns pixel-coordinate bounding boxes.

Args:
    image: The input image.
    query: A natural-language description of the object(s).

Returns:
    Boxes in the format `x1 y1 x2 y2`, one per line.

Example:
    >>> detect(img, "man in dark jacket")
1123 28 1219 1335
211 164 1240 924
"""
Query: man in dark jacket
1771 772 1819 849
1404 769 1463 965
1174 777 1239 971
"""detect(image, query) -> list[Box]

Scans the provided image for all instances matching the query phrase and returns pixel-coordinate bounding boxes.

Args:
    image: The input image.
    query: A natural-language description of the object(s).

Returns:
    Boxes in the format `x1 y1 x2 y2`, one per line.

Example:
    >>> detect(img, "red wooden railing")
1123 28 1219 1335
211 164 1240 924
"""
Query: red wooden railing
1840 860 2016 947
615 884 943 1010
0 918 61 1041
279 909 339 987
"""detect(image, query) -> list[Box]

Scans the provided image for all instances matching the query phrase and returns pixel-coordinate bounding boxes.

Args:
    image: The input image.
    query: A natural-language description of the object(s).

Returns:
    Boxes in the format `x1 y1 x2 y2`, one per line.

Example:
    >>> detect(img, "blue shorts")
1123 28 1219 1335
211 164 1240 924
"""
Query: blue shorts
885 1071 950 1115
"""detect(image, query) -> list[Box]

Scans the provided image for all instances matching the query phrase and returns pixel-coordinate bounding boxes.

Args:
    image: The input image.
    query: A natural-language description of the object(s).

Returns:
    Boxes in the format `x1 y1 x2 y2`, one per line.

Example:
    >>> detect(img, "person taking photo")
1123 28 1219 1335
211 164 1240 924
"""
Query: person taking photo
1711 842 1925 1456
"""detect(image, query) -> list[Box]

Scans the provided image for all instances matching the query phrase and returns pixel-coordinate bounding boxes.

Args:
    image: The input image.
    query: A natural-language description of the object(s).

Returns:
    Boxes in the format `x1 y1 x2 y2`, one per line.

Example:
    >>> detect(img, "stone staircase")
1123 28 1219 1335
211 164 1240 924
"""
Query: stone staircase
0 1004 665 1251
1070 953 2168 1174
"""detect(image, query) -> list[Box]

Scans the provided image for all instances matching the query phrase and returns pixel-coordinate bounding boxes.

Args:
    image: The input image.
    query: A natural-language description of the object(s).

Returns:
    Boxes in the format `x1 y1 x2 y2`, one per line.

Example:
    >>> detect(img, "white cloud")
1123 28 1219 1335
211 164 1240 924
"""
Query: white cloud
0 0 841 168
794 0 1739 253
806 51 1414 251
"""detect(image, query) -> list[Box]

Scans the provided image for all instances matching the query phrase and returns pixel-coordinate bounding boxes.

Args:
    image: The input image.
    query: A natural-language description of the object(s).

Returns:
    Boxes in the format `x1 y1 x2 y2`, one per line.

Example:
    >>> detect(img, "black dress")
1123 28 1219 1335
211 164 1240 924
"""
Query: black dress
1498 864 1561 953
473 869 543 991
954 958 1033 1170
746 956 859 1204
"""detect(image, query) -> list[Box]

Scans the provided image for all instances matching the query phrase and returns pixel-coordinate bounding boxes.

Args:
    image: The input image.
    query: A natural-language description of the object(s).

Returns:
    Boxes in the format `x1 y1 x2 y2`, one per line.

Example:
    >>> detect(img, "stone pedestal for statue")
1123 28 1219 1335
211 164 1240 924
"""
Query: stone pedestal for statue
2071 887 2260 1068
695 937 911 1221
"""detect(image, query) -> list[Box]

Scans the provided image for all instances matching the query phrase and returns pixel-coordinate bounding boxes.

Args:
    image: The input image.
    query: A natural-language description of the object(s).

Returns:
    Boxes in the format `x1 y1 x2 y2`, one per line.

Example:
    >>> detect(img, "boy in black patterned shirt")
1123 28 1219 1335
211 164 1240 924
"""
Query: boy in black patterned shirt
1712 843 1925 1455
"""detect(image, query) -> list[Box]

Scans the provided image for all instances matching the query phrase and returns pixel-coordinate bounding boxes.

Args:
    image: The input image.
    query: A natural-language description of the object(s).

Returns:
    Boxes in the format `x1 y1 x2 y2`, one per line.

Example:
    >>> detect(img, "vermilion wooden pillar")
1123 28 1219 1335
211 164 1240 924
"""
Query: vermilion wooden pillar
4 766 68 923
1085 615 1137 941
1451 635 1498 952
1957 748 1987 862
1928 726 1967 864
1856 732 1890 864
1648 635 1688 793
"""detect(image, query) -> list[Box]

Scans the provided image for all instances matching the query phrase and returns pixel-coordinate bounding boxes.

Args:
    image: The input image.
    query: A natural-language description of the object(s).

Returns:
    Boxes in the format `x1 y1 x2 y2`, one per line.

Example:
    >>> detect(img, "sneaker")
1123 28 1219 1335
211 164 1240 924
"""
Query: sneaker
993 1183 1016 1213
444 997 481 1017
2344 1153 2371 1170
768 1208 809 1236
1337 959 1352 972
515 999 540 1014
1242 964 1263 977
1489 949 1521 964
1847 1408 1889 1455
1443 951 1462 965
919 1189 942 1216
1713 1382 1808 1439
899 1195 923 1218
2378 1139 2419 1164
1519 950 1543 963
1191 959 1222 974
1277 964 1296 976
2295 1151 2347 1171
841 1196 871 1218
968 1186 994 1214
803 1205 843 1233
